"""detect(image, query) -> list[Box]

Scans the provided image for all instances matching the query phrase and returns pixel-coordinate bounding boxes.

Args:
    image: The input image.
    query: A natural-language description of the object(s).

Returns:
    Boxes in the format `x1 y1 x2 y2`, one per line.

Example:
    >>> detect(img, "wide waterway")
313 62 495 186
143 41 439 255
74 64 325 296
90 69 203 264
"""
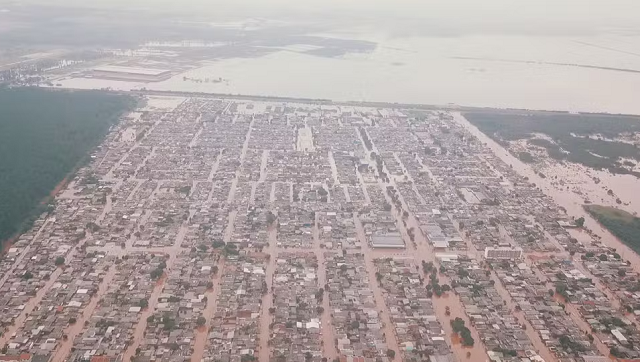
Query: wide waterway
59 32 640 114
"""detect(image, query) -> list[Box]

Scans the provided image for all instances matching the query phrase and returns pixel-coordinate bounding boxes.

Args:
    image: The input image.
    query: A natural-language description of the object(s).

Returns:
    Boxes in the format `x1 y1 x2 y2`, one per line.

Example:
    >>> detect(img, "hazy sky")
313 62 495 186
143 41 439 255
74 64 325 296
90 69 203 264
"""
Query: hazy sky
11 0 640 37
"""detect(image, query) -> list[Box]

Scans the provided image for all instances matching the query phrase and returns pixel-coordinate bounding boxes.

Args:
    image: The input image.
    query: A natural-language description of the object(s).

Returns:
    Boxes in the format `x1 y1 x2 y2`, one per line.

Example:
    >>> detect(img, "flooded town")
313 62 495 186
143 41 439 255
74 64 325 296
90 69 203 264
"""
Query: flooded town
2 94 640 362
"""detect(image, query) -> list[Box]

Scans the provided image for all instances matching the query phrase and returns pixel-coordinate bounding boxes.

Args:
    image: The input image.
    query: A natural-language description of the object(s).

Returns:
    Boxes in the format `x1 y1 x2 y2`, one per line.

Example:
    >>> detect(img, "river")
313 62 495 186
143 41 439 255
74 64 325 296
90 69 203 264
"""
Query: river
56 32 640 115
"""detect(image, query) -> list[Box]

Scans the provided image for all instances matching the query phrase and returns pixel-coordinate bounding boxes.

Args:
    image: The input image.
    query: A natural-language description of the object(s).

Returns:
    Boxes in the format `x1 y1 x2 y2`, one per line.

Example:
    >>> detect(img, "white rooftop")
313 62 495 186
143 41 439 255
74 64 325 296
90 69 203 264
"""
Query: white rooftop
93 65 170 76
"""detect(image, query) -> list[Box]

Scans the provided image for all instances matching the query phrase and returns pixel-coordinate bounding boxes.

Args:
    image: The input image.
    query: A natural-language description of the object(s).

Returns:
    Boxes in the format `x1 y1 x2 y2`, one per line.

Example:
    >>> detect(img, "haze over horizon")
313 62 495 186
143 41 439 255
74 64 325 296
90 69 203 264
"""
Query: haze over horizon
5 0 640 37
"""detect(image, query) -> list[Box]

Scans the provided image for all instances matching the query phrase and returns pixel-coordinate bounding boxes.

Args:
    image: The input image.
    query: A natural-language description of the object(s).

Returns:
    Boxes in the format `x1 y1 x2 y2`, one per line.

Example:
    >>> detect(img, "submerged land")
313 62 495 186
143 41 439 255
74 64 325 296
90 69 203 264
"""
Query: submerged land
0 87 135 245
1 90 640 362
2 2 640 362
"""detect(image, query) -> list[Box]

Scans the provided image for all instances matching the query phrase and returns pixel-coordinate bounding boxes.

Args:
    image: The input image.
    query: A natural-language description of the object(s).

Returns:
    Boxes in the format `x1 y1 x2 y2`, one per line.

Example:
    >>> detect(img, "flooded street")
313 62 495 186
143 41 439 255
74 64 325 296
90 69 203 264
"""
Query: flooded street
51 267 118 362
487 271 557 362
0 192 114 348
313 214 338 360
354 216 402 358
190 259 226 362
5 29 640 359
122 223 189 362
257 226 277 362
350 136 488 360
0 266 64 347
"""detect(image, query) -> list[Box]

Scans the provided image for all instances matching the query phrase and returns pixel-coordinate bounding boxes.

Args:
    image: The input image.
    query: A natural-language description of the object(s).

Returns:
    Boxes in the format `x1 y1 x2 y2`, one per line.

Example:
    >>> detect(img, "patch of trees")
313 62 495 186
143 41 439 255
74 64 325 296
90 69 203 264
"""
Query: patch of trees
585 206 640 254
150 259 167 280
196 316 206 327
386 350 396 359
138 298 149 309
492 347 517 357
241 355 256 362
517 151 534 163
176 185 191 195
161 312 177 331
0 88 135 247
266 211 277 226
212 240 226 249
223 243 240 256
555 283 570 301
450 317 474 346
558 334 587 353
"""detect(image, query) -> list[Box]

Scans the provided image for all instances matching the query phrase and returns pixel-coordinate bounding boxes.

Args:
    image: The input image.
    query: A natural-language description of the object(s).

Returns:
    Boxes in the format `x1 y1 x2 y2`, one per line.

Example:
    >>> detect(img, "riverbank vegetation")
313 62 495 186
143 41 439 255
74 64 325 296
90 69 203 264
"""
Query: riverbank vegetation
584 205 640 253
465 112 640 177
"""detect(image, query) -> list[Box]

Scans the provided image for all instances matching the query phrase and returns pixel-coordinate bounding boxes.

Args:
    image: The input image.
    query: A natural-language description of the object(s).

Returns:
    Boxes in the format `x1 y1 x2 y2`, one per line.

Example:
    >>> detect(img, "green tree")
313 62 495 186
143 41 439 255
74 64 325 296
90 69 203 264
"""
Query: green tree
55 256 65 266
386 350 396 359
196 316 206 327
139 299 149 309
150 268 163 280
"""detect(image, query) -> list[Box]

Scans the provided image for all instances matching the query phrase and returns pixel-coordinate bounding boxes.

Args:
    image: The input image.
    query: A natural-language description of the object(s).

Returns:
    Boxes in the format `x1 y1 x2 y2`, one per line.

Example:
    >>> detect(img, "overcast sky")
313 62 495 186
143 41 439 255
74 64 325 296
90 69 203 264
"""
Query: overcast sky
6 0 640 38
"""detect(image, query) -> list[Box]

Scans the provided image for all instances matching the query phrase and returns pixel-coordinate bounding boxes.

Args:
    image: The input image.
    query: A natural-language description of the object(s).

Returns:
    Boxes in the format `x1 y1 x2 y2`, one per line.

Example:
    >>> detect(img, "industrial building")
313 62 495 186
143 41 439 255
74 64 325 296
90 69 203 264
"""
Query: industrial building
370 233 406 249
91 65 172 82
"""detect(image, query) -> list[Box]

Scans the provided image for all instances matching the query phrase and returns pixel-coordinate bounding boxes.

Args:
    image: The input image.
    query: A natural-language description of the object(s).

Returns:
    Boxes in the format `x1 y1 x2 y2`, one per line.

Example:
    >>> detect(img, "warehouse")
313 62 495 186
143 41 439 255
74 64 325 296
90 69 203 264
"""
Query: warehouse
370 233 406 249
91 65 172 82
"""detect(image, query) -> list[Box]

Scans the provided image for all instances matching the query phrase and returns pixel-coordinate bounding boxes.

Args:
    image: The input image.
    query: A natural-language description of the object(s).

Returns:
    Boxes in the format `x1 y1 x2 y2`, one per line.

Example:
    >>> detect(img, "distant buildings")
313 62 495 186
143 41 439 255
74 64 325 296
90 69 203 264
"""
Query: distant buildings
91 65 172 82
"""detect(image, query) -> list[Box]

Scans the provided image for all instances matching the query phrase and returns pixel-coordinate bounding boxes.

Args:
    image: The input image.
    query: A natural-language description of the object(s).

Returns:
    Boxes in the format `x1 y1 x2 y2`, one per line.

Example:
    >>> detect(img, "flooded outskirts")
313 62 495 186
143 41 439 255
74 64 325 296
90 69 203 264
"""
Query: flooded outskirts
4 93 640 362
2 2 640 362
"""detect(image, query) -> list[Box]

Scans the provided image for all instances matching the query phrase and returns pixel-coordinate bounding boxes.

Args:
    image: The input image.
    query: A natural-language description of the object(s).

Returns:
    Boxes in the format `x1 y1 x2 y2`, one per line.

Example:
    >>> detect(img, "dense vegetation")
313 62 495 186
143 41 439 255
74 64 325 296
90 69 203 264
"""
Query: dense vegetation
465 112 640 177
450 317 475 346
584 205 640 253
0 87 134 246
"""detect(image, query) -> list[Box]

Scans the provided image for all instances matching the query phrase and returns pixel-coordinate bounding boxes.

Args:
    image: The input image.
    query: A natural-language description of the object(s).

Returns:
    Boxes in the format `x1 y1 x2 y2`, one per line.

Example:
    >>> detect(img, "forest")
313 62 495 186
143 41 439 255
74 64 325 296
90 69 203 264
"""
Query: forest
0 87 135 246
465 112 640 177
585 205 640 254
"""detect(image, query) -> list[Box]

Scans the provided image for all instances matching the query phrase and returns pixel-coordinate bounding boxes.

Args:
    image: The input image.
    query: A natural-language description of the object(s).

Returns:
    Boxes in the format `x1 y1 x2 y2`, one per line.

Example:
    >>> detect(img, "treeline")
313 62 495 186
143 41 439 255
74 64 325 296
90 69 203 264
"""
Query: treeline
0 87 135 245
585 206 640 254
465 112 640 177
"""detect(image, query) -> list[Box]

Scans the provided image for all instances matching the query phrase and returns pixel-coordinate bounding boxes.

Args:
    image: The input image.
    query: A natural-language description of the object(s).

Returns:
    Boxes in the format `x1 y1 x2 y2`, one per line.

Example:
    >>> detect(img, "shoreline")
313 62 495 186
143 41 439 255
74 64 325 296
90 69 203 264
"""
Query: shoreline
0 90 138 253
0 171 72 254
46 86 640 118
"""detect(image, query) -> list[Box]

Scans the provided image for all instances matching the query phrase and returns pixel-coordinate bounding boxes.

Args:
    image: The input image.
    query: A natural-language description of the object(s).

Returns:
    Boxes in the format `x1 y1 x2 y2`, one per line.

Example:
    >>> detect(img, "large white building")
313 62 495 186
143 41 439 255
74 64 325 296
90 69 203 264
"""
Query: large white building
91 65 172 82
370 233 406 249
484 246 523 260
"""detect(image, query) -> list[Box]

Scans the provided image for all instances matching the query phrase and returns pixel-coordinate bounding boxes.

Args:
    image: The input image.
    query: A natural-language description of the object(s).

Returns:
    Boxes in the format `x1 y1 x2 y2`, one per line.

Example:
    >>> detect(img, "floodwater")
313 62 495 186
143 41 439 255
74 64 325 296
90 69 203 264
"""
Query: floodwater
455 112 640 273
57 33 640 114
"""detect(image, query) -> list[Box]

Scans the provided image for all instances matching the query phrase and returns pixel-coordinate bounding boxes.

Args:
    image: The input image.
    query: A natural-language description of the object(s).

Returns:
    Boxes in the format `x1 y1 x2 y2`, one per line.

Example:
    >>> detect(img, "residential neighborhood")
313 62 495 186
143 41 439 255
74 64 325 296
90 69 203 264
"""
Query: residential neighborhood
1 96 637 362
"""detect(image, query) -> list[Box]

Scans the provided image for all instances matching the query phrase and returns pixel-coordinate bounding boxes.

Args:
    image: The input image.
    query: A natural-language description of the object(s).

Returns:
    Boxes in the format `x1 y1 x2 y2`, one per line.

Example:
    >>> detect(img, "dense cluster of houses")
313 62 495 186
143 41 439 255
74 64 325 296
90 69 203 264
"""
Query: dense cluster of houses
3 95 639 362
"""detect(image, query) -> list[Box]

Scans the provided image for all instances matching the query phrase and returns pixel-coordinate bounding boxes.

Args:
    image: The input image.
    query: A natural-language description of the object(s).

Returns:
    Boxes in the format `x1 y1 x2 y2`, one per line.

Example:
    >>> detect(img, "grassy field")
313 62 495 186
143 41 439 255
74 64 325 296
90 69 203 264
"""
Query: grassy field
0 87 135 246
465 112 640 177
584 205 640 253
